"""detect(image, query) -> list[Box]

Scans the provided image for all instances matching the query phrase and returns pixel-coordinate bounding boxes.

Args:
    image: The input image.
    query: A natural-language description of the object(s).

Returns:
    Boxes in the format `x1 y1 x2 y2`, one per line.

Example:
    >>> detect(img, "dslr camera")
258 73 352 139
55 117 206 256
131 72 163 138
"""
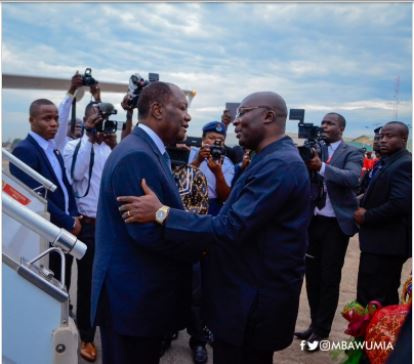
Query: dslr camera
210 140 225 161
82 68 98 87
126 72 160 109
289 108 325 163
95 103 118 134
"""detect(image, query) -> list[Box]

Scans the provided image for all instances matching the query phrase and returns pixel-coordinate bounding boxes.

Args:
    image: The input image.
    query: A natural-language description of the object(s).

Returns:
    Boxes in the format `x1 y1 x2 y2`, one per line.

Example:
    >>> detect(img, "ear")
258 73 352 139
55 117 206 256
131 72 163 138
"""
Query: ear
263 110 275 125
151 102 163 121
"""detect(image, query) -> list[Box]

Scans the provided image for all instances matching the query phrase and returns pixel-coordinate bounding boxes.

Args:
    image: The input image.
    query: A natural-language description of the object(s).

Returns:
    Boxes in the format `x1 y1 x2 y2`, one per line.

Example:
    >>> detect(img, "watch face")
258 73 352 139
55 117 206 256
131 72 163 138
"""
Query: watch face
157 210 165 219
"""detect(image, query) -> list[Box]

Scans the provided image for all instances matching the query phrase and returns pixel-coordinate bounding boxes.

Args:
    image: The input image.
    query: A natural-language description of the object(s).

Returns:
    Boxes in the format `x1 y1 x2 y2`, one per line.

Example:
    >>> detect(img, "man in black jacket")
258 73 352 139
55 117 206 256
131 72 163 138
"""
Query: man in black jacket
354 121 412 307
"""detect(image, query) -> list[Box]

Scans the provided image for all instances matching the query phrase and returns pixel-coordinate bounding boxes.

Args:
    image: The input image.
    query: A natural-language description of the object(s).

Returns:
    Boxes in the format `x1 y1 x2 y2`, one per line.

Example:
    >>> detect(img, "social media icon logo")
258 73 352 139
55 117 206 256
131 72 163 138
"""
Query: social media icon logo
307 340 319 351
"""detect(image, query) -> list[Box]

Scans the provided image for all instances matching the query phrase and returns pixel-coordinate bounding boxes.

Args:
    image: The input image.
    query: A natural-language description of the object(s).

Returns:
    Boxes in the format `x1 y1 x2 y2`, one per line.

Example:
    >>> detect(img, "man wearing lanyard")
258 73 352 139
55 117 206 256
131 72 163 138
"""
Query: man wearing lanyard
62 102 115 362
295 112 363 352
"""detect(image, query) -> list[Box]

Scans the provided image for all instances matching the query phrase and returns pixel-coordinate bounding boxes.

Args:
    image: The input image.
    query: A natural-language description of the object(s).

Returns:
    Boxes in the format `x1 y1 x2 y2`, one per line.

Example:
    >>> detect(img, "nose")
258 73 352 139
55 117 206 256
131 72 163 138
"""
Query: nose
185 111 191 122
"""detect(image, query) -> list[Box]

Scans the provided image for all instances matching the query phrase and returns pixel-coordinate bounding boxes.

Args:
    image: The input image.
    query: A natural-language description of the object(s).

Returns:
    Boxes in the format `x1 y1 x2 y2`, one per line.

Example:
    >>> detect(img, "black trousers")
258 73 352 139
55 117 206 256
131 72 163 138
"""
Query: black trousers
187 262 208 347
213 340 273 364
76 221 96 342
357 252 407 307
305 215 350 337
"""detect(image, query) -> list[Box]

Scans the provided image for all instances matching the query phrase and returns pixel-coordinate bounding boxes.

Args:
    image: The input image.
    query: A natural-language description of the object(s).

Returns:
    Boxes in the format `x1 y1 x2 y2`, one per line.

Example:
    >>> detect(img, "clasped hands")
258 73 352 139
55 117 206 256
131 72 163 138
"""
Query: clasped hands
117 179 162 224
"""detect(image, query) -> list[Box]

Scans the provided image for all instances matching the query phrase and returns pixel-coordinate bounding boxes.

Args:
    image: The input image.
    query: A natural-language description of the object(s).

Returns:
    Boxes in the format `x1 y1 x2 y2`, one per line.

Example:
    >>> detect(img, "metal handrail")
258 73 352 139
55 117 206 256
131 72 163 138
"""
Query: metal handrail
3 148 57 192
2 193 86 260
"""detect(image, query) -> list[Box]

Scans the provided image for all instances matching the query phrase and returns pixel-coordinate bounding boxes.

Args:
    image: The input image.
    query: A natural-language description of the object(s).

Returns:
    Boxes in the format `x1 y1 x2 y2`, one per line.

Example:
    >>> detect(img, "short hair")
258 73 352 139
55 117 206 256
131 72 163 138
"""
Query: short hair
384 121 409 138
374 126 382 135
29 99 55 117
327 112 346 129
84 101 99 117
137 82 174 119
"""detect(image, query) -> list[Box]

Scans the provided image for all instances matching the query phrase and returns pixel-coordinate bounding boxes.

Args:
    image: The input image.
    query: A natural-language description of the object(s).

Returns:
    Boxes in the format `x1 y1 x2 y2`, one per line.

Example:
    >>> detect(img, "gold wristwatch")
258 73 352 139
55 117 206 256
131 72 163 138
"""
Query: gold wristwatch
155 205 170 225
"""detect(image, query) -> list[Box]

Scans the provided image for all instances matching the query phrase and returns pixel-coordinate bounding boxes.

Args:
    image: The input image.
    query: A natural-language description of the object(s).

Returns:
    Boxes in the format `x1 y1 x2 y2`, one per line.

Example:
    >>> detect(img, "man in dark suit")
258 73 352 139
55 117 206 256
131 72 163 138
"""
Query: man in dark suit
10 99 81 290
354 121 411 307
295 113 363 351
91 82 205 364
118 91 311 364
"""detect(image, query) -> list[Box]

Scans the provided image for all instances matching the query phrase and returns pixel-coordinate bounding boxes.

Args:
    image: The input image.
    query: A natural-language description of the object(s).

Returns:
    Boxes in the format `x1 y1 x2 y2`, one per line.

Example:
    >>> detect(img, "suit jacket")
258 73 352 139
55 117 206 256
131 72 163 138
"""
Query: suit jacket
10 134 78 231
91 126 206 337
165 136 311 351
359 149 412 257
322 141 363 236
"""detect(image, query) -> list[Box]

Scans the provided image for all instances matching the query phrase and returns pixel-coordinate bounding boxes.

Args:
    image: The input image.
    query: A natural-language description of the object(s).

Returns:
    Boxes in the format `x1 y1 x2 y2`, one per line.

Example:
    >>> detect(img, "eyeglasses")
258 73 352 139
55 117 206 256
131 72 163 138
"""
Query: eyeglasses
235 106 273 120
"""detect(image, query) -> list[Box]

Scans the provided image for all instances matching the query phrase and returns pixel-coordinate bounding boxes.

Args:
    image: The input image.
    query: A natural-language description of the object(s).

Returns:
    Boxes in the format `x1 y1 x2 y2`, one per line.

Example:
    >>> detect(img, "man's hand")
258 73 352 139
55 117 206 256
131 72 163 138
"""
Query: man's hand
121 94 134 112
354 207 367 225
68 72 83 95
84 109 103 142
71 216 82 236
90 83 101 102
307 150 323 172
117 179 162 223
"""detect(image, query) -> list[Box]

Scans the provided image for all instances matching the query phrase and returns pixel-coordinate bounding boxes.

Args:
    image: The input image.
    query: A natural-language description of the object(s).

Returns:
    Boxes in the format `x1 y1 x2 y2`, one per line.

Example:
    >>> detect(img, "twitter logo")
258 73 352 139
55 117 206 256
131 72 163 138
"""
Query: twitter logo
307 340 319 351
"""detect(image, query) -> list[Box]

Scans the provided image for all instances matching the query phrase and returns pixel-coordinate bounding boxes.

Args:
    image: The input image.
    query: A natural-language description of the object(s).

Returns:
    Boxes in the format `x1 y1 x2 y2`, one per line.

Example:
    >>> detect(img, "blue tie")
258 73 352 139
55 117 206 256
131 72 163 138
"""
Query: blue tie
162 151 172 172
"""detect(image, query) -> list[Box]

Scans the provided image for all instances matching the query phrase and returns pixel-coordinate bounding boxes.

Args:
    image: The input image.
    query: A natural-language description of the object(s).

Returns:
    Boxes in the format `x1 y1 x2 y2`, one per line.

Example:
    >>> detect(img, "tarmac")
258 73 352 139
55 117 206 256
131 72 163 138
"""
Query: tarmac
74 235 412 364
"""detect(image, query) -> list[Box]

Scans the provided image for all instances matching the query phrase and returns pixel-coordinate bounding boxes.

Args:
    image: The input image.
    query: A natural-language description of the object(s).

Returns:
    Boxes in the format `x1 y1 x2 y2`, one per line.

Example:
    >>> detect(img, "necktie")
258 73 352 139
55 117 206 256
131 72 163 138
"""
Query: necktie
162 151 172 172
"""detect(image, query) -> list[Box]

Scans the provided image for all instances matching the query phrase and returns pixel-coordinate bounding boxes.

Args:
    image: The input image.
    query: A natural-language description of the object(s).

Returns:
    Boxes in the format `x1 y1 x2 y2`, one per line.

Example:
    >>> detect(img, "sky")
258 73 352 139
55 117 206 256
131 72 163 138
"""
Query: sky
2 1 412 146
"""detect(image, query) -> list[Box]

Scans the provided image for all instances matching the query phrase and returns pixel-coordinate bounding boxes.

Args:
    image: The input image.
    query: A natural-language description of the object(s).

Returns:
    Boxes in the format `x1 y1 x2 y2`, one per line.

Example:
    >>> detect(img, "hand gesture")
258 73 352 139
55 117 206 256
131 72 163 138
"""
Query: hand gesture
117 179 162 223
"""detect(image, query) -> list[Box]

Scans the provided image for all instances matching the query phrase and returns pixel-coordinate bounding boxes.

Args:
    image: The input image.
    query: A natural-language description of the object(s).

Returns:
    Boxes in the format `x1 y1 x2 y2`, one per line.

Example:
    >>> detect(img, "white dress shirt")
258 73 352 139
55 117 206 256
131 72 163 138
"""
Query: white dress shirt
188 146 235 199
29 131 70 214
314 140 342 218
63 134 111 218
54 93 76 151
138 123 167 156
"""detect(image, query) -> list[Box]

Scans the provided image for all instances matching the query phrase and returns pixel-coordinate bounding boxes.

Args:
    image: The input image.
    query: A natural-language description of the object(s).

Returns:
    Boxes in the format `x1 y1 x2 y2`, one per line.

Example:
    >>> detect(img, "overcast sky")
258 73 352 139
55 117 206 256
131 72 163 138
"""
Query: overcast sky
2 2 412 145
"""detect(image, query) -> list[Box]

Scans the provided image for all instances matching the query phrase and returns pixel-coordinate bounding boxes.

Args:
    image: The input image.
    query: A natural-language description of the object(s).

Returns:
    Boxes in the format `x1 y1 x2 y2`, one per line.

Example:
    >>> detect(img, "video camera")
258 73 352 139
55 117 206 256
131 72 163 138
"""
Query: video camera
82 68 98 87
95 103 118 134
210 140 225 161
126 72 160 109
289 108 325 163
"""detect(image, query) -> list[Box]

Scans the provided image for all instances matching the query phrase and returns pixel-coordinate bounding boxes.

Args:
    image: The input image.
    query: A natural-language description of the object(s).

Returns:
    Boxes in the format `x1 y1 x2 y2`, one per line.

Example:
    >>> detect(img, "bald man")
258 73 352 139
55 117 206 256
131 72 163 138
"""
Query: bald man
355 121 412 307
117 91 311 364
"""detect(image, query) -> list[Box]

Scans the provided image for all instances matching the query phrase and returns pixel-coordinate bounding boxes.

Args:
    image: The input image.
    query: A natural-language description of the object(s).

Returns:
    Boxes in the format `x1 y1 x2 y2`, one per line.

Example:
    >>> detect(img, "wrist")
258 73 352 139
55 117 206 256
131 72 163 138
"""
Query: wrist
155 205 170 225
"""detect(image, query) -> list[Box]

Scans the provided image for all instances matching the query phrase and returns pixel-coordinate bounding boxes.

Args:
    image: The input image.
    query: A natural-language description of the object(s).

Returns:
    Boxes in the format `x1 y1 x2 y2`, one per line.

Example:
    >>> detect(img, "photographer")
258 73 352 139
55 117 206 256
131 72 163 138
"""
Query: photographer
62 102 115 363
295 112 363 352
55 71 101 150
189 121 235 216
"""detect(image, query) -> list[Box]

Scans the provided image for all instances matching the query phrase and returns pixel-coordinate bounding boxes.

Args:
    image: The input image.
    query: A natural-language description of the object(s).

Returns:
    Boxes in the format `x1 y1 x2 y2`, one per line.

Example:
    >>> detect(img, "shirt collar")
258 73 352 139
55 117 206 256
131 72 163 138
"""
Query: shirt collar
138 123 166 155
29 131 56 151
329 140 342 152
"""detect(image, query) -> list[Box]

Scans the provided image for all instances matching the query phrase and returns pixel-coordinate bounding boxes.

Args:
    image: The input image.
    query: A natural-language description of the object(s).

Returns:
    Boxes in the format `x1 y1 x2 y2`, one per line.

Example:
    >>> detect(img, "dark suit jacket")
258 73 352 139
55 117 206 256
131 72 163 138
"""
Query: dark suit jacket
323 142 363 236
359 149 412 257
91 126 206 337
10 134 78 231
165 136 311 351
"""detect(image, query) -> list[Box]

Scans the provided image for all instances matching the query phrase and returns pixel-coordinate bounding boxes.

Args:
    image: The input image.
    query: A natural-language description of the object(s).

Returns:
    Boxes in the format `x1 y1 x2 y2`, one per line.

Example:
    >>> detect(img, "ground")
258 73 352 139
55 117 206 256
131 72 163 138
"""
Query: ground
75 235 412 364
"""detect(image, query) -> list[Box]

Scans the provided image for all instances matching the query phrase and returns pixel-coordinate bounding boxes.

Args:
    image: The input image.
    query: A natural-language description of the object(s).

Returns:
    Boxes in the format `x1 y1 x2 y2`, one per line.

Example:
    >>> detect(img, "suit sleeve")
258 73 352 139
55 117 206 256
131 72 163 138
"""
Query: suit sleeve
112 152 206 261
165 159 306 247
364 160 412 225
324 148 363 188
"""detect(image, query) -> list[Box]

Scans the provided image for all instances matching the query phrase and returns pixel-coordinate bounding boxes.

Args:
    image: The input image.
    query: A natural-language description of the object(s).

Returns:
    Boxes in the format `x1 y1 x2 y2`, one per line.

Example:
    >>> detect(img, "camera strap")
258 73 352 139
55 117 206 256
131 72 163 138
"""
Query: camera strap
70 139 95 198
70 97 76 136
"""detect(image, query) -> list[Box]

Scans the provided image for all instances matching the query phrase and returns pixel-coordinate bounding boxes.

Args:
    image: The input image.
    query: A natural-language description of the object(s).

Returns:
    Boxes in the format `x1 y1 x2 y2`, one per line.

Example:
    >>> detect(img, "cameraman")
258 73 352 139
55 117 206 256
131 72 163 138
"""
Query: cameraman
62 102 115 363
55 71 101 150
189 121 235 216
295 112 363 352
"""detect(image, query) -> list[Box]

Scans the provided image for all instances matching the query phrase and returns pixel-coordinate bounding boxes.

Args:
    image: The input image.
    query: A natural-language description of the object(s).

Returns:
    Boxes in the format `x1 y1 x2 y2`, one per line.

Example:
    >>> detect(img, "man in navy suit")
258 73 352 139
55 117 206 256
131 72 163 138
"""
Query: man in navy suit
10 98 81 290
91 82 205 364
355 121 411 307
117 91 311 364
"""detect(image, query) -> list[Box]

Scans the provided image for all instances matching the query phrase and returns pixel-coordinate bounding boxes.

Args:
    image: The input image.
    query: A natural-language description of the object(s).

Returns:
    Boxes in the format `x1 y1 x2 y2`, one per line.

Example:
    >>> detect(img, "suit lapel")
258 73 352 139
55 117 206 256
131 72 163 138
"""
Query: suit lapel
329 141 345 166
133 127 183 207
27 134 61 184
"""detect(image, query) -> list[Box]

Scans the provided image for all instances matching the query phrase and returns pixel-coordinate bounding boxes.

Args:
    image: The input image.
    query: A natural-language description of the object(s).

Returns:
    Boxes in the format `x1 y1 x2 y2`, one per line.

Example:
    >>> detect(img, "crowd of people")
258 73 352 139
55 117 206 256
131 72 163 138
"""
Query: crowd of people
9 72 411 364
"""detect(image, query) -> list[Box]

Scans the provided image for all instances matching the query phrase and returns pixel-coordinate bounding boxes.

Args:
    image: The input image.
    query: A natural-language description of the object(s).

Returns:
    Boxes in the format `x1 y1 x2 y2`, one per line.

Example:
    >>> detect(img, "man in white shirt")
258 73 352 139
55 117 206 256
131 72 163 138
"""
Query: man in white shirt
294 113 363 351
63 102 115 362
189 121 234 216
